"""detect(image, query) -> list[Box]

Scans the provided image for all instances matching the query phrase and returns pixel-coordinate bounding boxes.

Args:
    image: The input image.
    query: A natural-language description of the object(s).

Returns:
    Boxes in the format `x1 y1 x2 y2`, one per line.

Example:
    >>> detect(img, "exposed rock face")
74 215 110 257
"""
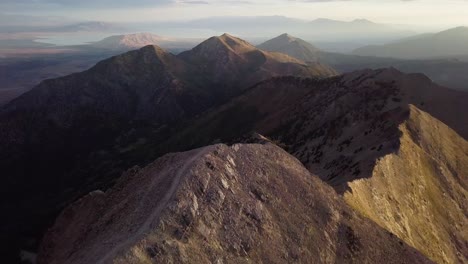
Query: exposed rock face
344 106 468 264
150 68 468 263
38 143 431 264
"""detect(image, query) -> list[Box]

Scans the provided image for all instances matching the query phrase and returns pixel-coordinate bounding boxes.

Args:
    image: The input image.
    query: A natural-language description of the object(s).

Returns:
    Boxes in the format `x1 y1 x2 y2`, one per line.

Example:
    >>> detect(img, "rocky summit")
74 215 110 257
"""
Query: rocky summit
38 143 431 264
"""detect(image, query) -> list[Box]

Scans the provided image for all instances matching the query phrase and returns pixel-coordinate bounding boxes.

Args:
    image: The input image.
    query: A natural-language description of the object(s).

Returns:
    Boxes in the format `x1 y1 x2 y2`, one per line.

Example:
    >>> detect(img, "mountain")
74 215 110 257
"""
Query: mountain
353 26 468 59
3 32 467 263
0 21 125 34
38 143 431 264
145 68 468 263
147 16 413 42
257 33 321 62
56 21 125 33
259 33 468 91
0 51 118 106
329 56 468 91
0 34 336 261
0 33 197 107
308 18 412 40
178 33 335 96
89 33 196 51
90 33 165 50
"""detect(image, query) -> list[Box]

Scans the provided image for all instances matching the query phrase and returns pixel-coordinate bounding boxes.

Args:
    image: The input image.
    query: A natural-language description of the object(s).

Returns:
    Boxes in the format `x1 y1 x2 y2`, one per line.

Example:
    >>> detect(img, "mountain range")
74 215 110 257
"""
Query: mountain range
0 34 335 262
0 33 467 264
257 32 468 91
88 33 196 51
38 143 432 264
144 16 414 43
110 67 468 264
353 26 468 59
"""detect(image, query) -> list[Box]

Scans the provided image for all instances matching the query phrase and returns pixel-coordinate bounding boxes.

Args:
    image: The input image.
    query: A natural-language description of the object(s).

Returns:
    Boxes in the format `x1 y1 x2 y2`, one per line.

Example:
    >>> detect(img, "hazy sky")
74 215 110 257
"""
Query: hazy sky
2 0 468 29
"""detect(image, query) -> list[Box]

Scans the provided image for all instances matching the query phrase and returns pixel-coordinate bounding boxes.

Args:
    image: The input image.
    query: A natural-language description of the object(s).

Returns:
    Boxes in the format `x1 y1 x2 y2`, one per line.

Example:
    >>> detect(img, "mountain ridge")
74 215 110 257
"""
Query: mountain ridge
139 67 468 263
353 26 468 59
38 143 432 264
258 33 468 91
0 34 337 260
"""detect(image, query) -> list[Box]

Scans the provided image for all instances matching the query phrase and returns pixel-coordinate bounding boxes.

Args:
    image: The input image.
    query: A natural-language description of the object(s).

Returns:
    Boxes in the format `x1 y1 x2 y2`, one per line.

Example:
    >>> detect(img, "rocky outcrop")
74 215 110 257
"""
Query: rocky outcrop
344 106 468 263
38 143 431 264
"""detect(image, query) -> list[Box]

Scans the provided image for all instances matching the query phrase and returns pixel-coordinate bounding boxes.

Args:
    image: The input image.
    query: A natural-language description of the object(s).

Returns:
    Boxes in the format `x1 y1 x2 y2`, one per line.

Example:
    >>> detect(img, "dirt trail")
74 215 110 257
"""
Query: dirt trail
97 147 211 264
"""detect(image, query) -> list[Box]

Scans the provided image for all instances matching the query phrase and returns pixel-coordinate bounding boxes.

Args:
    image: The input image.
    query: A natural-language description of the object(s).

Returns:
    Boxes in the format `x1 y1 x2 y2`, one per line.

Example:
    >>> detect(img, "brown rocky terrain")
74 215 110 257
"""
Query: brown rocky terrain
147 68 468 263
38 143 432 264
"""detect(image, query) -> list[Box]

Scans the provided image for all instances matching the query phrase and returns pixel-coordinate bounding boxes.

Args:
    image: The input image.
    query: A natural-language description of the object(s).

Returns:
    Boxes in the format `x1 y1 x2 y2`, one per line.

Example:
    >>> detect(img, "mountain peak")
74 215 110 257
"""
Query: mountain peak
257 33 321 62
312 18 338 23
352 18 374 24
278 33 296 41
91 32 164 50
220 32 235 38
439 26 468 35
353 25 468 58
218 33 252 46
188 33 256 56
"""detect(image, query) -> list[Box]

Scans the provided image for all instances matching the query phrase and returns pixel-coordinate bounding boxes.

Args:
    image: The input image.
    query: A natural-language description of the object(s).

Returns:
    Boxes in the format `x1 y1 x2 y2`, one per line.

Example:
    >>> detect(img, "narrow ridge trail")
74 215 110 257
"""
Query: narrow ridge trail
97 146 212 264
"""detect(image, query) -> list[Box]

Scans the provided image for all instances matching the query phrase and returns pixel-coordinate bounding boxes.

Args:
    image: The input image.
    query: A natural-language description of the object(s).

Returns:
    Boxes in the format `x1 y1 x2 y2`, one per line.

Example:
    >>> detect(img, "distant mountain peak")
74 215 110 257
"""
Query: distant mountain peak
353 26 468 58
312 18 337 23
352 18 375 24
190 33 257 56
220 32 235 38
91 32 164 50
257 33 321 62
277 33 296 41
439 26 468 35
218 33 252 45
